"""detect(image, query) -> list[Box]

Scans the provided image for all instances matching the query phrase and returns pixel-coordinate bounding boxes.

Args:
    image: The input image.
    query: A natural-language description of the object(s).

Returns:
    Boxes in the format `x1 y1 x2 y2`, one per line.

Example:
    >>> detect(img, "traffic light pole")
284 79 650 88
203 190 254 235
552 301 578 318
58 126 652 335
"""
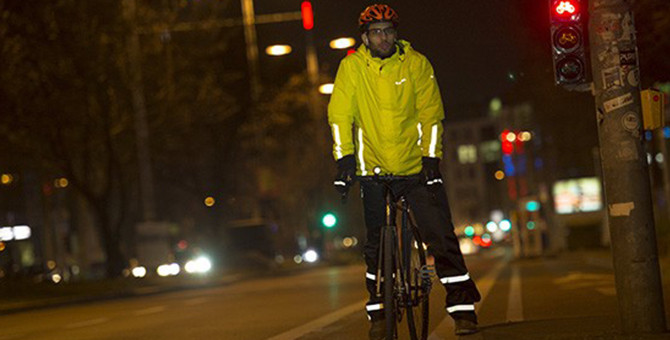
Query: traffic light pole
588 0 666 333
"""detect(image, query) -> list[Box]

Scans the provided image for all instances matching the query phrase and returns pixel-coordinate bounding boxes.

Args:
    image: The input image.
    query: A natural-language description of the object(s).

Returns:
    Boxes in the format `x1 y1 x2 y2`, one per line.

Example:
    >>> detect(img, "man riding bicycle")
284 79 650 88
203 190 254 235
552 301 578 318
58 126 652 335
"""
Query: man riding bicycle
327 4 481 339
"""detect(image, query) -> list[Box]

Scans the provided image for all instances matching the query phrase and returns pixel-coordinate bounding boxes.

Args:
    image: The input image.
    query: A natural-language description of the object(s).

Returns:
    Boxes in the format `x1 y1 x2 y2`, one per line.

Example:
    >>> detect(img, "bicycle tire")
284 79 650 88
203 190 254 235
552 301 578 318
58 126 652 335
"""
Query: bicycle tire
383 225 397 339
405 226 430 340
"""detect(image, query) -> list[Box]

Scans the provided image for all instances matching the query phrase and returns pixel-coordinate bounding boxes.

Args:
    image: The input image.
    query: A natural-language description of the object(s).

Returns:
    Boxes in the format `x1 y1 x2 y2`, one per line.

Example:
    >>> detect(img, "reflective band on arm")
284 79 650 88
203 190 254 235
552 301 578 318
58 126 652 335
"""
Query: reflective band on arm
334 180 347 187
446 304 475 313
417 123 423 146
366 272 376 280
366 303 384 312
440 273 470 284
429 124 438 158
357 128 367 175
332 124 343 159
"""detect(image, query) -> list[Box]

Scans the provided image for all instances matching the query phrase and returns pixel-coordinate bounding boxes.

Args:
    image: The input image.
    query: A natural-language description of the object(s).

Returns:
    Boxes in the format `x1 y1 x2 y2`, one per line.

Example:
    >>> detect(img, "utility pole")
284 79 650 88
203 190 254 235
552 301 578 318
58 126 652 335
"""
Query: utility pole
589 0 666 333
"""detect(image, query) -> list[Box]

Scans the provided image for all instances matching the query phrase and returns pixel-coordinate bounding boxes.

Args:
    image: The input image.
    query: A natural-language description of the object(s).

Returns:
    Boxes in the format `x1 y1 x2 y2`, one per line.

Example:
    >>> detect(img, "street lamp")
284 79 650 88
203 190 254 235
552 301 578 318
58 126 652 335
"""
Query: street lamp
318 83 334 95
329 37 356 50
265 44 292 56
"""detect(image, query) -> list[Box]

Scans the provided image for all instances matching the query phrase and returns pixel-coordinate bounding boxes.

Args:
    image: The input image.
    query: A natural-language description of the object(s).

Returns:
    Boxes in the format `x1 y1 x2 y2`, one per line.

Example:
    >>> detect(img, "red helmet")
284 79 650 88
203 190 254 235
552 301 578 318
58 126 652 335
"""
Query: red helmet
359 4 399 30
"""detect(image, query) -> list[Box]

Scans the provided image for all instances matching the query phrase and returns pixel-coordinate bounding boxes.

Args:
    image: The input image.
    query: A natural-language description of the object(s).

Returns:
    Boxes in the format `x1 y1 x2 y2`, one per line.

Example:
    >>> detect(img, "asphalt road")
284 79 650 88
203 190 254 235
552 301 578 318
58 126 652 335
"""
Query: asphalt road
1 247 670 340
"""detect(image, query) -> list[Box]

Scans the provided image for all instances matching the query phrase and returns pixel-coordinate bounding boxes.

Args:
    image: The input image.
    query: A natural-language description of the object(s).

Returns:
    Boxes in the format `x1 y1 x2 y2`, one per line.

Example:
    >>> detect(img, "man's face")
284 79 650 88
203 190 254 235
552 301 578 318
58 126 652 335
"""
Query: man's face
362 21 397 59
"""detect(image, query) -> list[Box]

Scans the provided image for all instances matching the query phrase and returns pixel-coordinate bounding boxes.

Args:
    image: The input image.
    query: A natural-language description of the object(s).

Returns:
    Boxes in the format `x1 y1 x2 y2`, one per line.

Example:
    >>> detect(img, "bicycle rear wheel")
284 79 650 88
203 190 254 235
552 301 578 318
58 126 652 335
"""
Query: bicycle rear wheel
405 226 430 340
383 225 397 339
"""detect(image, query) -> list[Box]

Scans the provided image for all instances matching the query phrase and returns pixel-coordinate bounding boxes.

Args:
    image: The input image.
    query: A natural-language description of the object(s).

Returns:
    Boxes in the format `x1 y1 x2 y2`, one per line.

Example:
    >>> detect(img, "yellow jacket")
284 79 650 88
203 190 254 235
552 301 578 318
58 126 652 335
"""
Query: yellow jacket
327 40 445 176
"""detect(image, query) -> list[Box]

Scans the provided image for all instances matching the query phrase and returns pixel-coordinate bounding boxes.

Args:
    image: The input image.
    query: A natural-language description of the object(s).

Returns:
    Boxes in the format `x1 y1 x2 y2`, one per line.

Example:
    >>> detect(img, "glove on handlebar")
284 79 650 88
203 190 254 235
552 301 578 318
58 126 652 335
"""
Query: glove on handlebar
334 155 356 196
420 157 443 192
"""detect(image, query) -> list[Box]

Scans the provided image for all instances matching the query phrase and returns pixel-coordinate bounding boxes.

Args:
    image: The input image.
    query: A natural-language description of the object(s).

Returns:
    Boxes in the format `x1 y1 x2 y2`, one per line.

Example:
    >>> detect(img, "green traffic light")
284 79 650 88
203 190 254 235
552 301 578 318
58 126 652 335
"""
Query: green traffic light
526 200 540 212
464 225 475 237
322 213 337 228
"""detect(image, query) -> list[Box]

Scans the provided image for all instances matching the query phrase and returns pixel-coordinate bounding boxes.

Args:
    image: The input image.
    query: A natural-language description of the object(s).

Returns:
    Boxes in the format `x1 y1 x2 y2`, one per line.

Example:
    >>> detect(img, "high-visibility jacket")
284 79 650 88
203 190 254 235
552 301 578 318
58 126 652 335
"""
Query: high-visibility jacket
328 39 444 176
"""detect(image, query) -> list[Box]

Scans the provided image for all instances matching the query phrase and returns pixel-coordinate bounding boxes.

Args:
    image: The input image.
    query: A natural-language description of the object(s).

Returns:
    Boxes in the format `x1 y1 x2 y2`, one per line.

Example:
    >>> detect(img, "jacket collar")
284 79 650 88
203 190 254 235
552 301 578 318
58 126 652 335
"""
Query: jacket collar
357 39 410 67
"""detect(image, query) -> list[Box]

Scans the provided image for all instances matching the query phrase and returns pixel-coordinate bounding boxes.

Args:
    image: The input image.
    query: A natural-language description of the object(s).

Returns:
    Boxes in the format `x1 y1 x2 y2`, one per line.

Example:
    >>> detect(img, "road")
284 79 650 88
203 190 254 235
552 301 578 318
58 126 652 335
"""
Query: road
1 247 669 339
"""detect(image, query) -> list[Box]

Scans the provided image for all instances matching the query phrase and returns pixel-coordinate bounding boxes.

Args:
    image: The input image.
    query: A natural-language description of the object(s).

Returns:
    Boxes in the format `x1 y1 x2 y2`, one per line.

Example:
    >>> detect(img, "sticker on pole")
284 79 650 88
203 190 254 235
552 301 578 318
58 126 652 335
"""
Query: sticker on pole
604 93 634 113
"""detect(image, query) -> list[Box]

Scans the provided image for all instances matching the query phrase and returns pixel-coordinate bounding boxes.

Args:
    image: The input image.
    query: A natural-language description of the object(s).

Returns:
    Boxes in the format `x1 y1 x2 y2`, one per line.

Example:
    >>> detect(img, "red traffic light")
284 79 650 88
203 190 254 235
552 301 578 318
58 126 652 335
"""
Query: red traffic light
552 0 580 21
301 1 314 30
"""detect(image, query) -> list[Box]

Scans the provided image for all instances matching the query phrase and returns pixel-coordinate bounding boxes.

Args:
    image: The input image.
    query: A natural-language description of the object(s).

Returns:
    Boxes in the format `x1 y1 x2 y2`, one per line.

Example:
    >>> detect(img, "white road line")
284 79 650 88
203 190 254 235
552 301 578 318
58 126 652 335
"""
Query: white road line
133 305 166 316
428 254 509 340
507 264 523 322
64 317 109 329
266 299 368 340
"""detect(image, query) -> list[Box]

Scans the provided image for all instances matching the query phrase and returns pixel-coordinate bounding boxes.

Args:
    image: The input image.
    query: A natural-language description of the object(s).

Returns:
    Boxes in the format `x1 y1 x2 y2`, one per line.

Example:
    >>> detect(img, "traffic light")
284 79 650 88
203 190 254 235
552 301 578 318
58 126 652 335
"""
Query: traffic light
322 213 337 228
301 1 314 30
549 0 588 86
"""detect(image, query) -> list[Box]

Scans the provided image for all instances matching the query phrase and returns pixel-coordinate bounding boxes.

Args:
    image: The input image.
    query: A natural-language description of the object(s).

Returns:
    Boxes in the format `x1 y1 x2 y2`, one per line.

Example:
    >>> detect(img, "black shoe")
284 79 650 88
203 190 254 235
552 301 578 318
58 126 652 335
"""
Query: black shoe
369 319 386 340
454 319 478 335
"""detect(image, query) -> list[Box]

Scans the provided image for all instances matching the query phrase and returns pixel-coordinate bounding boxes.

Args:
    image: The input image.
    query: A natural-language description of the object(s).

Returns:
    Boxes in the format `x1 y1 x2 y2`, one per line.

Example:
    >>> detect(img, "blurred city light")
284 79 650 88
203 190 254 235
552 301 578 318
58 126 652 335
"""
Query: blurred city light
505 132 517 142
185 256 212 274
204 196 215 207
12 225 31 240
303 249 319 263
293 254 303 264
486 221 498 233
322 213 337 228
518 131 532 142
132 266 147 278
481 233 492 247
1 174 13 185
464 225 475 237
527 221 536 230
265 44 292 56
458 238 477 255
494 170 505 180
525 200 540 212
54 178 69 188
319 83 334 95
301 1 314 30
51 273 62 284
499 219 512 232
157 263 180 277
329 37 356 50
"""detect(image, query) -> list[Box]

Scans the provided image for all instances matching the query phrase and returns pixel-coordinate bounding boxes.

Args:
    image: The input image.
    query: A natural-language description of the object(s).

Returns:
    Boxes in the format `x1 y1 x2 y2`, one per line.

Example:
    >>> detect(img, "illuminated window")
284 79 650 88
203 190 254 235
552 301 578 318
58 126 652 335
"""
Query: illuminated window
458 145 477 164
480 140 501 163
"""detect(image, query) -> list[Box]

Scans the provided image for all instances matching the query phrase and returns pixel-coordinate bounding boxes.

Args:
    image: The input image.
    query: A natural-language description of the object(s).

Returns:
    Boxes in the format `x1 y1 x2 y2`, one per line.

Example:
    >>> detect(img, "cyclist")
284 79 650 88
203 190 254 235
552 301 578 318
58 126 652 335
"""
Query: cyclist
327 4 481 338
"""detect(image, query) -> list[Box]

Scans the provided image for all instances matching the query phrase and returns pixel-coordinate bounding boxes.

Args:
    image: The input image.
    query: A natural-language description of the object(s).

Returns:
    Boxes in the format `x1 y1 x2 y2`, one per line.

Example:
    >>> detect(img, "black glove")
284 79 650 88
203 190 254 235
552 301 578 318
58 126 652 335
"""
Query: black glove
420 157 443 192
334 155 356 197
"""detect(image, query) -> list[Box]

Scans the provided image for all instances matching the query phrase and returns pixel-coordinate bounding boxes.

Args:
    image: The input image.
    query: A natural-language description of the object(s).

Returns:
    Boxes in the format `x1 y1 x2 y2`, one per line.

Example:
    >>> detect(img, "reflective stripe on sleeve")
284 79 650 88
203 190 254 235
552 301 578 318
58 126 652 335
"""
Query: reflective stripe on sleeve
429 124 438 158
366 303 384 312
417 123 422 146
332 124 343 159
446 304 475 313
357 128 367 176
366 272 376 280
440 273 470 284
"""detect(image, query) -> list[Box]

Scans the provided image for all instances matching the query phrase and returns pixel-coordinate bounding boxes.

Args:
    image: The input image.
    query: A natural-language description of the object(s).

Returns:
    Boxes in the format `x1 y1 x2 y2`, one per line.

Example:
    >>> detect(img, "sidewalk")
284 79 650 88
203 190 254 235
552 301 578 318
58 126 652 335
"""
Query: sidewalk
474 248 670 340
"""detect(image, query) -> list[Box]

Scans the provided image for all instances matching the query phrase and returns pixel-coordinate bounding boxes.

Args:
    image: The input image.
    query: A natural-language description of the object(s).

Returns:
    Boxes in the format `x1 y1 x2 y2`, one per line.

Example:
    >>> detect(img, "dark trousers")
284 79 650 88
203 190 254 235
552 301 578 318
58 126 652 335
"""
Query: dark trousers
360 178 481 323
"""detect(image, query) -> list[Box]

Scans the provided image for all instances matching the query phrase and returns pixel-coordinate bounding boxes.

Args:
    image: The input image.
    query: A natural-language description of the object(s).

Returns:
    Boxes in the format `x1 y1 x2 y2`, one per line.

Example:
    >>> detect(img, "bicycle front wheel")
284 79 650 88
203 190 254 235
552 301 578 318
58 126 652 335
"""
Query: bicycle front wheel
405 227 430 340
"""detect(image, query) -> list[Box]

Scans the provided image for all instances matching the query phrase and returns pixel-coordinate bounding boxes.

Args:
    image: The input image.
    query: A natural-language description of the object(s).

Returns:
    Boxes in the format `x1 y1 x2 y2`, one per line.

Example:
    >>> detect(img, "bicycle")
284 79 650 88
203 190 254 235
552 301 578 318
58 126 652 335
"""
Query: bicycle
357 174 434 340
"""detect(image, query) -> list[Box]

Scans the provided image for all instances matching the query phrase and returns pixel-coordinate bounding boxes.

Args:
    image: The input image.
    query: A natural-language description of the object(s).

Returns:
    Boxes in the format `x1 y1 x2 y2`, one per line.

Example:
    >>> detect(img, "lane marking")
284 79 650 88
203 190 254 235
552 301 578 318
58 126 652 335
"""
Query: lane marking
506 264 523 322
64 317 109 329
428 253 509 340
266 299 368 340
133 306 166 316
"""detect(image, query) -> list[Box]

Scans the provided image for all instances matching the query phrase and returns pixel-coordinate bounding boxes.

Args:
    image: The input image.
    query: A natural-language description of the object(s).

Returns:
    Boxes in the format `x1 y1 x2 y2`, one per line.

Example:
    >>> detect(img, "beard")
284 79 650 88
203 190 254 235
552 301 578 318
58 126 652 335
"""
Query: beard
369 41 396 59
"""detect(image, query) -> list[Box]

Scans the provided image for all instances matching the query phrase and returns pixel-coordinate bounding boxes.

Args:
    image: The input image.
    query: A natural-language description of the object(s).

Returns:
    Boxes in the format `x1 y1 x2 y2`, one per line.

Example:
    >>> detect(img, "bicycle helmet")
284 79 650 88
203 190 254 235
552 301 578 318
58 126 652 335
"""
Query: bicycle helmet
359 4 399 31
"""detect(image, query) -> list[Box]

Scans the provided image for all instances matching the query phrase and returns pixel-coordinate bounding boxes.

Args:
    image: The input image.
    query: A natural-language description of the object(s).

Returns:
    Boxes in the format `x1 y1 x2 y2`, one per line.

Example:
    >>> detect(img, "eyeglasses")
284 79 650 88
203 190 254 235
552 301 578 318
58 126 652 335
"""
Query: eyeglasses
367 27 397 37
